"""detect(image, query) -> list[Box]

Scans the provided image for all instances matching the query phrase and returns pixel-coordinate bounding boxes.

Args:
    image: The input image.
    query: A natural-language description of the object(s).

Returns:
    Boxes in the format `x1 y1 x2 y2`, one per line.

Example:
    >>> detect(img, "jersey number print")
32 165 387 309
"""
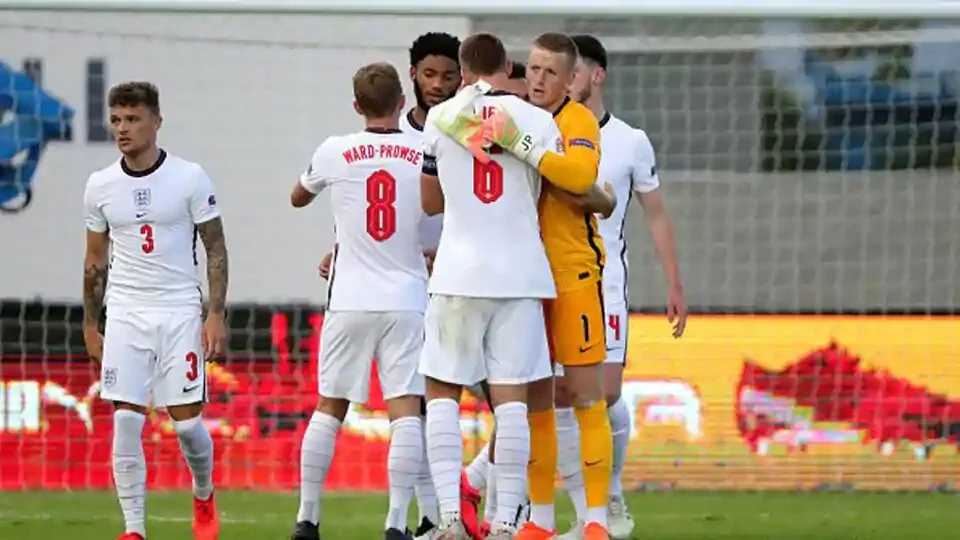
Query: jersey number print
472 146 504 203
140 224 155 253
365 169 396 241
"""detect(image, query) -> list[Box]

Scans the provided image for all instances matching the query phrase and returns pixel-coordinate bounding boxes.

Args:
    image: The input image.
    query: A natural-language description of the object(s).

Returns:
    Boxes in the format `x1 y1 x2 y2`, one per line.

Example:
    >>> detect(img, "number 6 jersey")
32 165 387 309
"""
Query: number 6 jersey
300 128 429 312
422 91 560 299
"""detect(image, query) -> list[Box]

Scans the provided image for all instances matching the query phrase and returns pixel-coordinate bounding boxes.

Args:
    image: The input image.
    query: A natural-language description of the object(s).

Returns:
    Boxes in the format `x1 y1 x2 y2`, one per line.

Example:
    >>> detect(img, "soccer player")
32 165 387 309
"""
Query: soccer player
82 82 227 540
478 33 615 540
289 62 434 540
553 35 687 540
419 32 561 539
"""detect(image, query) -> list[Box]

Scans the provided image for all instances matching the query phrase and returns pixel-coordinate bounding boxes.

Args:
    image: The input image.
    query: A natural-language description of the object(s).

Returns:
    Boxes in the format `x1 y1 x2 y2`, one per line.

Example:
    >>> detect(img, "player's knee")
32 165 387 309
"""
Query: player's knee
316 395 350 421
167 401 204 422
113 401 148 416
554 376 573 408
425 377 462 402
385 395 422 421
525 377 555 412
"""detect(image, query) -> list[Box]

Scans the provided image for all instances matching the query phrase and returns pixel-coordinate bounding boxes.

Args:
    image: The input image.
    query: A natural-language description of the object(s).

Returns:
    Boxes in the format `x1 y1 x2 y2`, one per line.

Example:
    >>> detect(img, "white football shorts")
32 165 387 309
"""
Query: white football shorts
99 308 206 408
318 311 425 403
419 295 552 386
554 300 628 377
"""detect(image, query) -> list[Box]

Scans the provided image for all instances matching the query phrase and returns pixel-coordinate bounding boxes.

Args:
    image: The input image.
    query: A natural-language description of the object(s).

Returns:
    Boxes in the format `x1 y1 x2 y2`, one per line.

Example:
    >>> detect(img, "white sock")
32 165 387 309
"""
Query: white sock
414 422 439 525
385 416 423 531
173 415 214 501
483 465 497 523
296 411 340 524
556 406 587 521
425 398 463 520
465 441 490 490
491 402 529 528
608 398 631 498
112 409 147 537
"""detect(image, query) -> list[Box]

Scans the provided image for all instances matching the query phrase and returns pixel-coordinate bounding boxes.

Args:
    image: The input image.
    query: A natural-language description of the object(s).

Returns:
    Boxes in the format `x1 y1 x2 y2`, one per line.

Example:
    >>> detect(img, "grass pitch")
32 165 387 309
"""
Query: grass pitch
0 490 958 539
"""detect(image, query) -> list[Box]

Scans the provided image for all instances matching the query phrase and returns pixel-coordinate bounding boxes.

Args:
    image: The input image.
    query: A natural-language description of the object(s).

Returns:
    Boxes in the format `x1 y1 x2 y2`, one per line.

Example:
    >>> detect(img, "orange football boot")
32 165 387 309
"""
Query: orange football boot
515 521 557 539
192 492 220 540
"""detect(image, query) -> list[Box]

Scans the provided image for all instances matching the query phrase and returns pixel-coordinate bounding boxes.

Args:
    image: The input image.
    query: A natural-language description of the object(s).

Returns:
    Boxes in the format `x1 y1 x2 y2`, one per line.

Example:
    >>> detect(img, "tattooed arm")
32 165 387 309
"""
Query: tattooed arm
83 230 109 328
197 217 229 316
82 229 109 360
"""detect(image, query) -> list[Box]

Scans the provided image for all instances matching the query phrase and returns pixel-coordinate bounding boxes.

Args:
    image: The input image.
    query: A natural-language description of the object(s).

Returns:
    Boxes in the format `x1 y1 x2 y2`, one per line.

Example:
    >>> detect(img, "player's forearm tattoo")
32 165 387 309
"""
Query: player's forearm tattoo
198 217 229 315
82 261 108 327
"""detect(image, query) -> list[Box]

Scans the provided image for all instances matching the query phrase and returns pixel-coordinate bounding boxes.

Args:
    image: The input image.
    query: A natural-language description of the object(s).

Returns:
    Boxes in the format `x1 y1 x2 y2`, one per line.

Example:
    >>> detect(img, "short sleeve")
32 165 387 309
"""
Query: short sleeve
189 166 221 224
83 176 108 233
631 129 660 194
300 139 336 194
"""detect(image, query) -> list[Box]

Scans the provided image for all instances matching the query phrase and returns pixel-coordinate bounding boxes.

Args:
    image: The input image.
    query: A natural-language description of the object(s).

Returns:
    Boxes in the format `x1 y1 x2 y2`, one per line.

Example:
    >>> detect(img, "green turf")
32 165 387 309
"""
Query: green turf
1 490 958 539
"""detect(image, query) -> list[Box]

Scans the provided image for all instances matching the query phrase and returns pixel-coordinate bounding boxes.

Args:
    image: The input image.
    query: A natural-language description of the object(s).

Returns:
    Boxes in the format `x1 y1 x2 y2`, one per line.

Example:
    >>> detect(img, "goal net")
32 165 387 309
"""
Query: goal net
1 8 958 492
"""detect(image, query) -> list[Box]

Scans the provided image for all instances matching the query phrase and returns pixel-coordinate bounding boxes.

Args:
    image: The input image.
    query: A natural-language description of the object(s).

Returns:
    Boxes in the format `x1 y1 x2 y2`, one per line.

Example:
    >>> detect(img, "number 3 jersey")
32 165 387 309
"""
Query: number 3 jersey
83 150 220 311
300 129 428 312
422 91 559 299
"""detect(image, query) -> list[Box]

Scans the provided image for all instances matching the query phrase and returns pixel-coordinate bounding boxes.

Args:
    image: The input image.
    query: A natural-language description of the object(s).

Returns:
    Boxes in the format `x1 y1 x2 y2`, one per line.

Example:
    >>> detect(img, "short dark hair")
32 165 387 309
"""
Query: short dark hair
532 32 579 70
509 61 526 80
409 32 461 67
459 32 507 76
571 34 608 69
108 82 160 115
353 62 403 118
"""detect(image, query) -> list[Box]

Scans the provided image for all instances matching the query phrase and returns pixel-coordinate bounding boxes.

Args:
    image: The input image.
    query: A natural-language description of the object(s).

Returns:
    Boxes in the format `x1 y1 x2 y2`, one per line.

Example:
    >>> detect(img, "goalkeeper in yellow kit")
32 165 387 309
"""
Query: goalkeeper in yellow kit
436 32 617 540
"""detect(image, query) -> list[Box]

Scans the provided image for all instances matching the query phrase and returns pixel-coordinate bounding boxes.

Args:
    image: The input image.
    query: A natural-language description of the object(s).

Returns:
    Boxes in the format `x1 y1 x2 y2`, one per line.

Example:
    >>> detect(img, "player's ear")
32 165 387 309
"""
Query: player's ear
353 100 364 116
155 114 163 130
409 65 416 81
594 68 606 87
397 95 406 114
504 59 514 76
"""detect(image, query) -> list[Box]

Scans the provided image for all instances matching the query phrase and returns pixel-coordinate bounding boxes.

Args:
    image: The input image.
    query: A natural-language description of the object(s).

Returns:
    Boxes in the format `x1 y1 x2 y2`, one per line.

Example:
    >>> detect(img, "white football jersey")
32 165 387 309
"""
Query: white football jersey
83 151 220 311
401 108 444 252
423 90 559 299
596 113 661 304
301 129 428 312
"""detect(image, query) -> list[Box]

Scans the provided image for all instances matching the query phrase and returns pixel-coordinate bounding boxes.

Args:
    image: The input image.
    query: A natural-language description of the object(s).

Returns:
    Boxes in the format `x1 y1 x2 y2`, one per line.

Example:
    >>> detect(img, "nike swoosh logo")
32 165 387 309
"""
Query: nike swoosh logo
579 344 597 353
584 460 602 467
182 384 200 393
136 212 148 218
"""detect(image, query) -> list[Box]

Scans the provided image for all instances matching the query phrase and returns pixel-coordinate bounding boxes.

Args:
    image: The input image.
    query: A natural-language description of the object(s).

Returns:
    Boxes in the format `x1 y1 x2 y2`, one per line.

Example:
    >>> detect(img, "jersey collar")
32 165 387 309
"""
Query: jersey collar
552 96 571 117
365 127 403 134
599 111 611 128
405 108 425 132
121 149 167 178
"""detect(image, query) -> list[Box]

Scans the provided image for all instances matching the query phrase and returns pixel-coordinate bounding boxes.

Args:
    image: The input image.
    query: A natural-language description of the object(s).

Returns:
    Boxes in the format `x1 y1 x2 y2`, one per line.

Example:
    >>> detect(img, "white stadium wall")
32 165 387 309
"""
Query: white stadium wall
0 10 470 303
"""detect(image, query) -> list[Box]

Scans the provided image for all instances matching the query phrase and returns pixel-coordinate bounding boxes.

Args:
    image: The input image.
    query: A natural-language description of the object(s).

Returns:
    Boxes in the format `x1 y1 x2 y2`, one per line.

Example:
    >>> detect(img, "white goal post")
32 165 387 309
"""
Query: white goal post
0 0 958 493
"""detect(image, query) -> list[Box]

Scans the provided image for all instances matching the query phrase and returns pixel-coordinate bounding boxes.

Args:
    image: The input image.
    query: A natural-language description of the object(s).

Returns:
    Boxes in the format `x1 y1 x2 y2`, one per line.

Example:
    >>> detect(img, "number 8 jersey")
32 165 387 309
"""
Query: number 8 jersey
423 92 559 299
300 128 429 312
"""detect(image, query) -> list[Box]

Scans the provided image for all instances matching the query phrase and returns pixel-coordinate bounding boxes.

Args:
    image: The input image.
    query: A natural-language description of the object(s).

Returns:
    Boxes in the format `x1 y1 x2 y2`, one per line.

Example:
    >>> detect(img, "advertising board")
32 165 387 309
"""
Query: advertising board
1 313 957 491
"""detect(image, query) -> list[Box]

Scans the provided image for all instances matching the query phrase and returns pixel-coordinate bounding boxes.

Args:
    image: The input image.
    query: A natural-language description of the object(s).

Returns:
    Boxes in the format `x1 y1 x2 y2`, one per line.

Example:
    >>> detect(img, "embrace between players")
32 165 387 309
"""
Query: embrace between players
81 29 685 540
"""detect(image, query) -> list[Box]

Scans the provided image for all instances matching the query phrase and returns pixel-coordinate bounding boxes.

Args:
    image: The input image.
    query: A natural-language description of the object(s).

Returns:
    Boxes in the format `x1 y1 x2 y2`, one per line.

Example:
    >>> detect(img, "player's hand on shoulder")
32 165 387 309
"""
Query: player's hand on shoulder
82 325 104 362
318 251 333 279
202 311 227 360
482 107 536 162
434 110 490 164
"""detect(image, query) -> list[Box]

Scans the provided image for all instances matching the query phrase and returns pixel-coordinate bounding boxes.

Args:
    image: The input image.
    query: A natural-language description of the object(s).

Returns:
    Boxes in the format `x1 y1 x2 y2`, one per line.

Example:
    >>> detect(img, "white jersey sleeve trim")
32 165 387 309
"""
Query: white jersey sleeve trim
189 165 221 224
631 128 661 195
300 137 338 194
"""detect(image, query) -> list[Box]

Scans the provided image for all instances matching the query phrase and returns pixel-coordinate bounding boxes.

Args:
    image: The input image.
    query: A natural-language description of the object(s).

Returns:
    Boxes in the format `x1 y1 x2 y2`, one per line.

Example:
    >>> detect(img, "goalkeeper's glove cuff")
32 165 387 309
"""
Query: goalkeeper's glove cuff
522 141 547 169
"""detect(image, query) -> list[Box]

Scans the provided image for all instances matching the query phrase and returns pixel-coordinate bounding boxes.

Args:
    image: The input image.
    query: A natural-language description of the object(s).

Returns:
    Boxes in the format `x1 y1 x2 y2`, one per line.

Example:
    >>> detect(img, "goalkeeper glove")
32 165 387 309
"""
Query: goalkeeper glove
434 112 490 164
482 106 547 168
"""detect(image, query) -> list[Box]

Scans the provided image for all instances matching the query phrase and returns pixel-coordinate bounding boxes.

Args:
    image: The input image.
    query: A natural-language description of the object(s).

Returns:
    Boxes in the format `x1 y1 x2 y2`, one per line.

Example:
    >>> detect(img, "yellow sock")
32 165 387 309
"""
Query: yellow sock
575 400 612 510
526 408 558 506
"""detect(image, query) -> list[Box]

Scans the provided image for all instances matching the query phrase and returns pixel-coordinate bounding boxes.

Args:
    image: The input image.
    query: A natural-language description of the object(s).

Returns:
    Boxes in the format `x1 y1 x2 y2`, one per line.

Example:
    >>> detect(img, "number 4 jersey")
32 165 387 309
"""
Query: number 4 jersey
300 128 428 312
422 91 559 299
